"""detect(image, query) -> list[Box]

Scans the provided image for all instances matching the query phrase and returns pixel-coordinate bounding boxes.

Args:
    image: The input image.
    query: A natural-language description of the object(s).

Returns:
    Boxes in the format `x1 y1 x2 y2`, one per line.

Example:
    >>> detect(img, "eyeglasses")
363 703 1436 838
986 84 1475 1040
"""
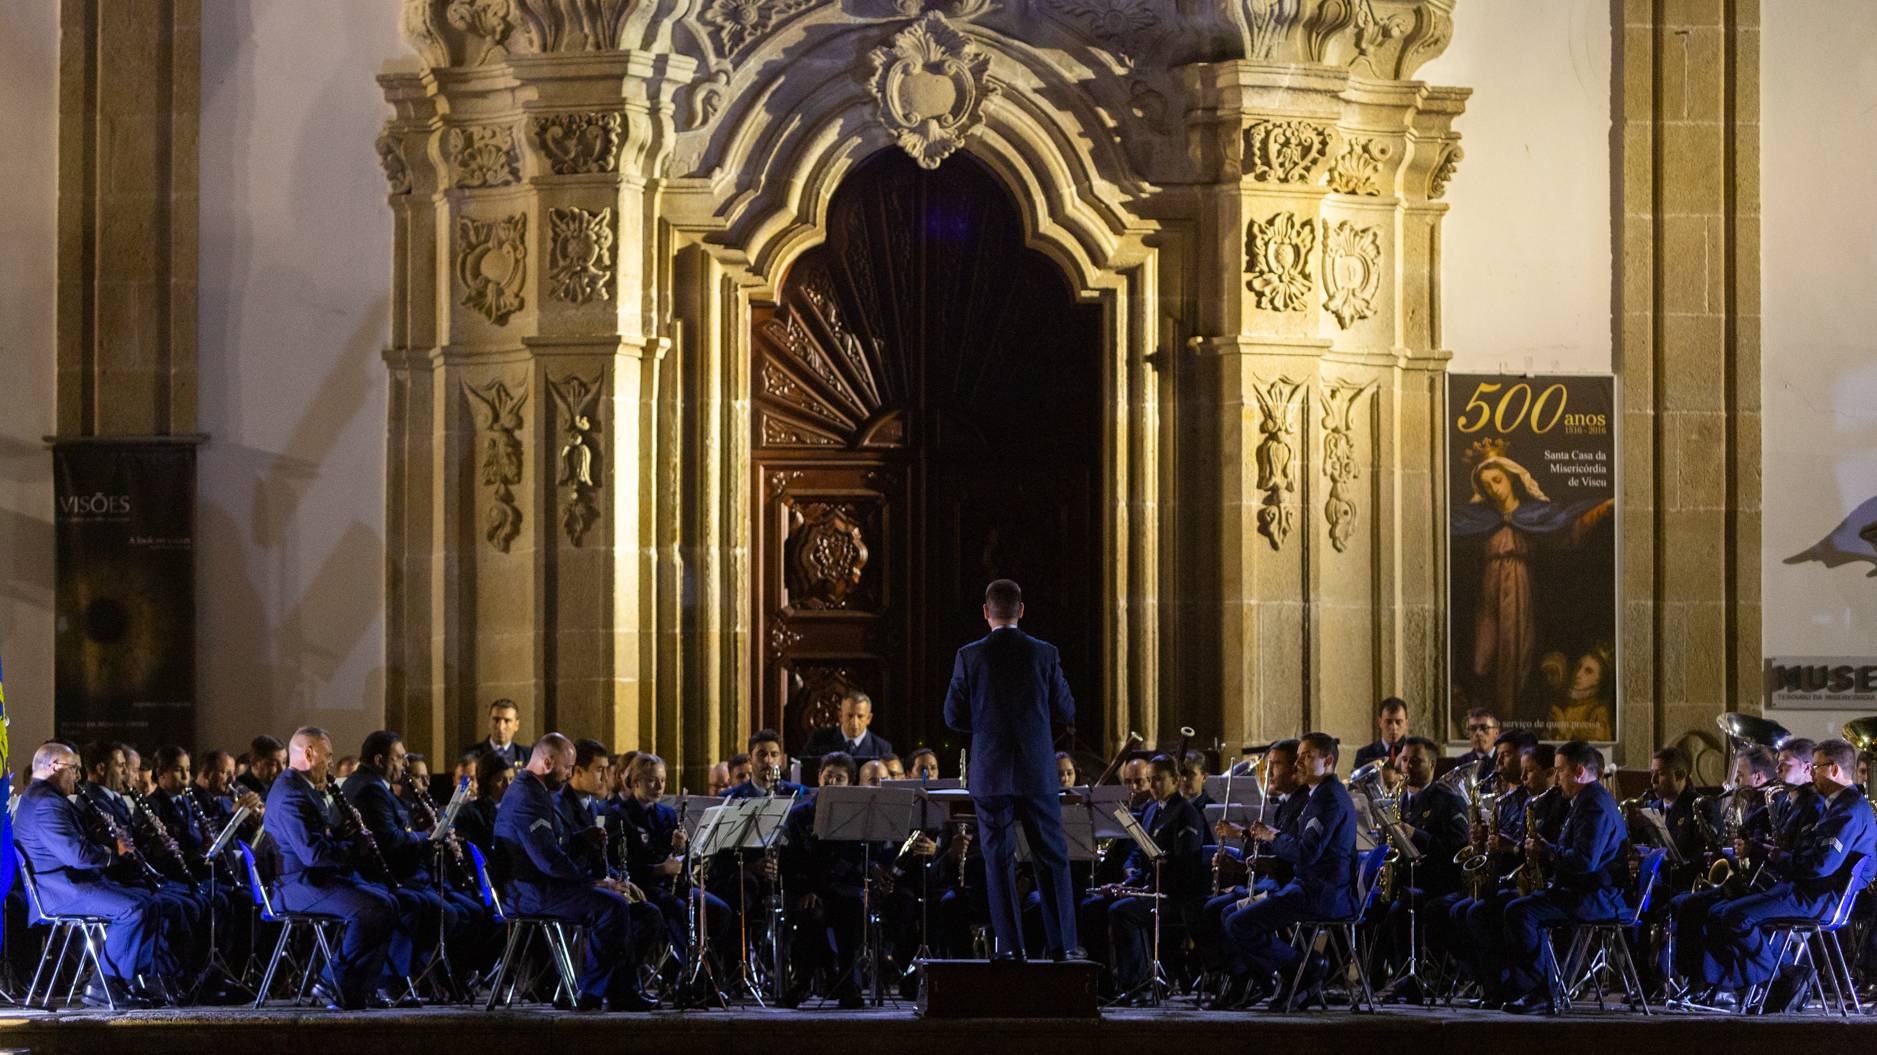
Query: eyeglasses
1467 724 1498 733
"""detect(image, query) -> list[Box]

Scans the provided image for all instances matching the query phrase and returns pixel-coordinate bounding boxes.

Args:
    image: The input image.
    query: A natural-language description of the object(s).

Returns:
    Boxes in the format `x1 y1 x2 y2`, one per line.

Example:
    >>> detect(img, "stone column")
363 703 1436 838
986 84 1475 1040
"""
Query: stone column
1178 8 1466 752
1615 0 1761 774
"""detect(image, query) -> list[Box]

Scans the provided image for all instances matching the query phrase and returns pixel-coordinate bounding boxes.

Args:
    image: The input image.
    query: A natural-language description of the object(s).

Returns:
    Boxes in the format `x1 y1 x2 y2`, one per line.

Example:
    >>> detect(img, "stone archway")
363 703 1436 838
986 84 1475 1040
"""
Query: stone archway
378 1 1468 784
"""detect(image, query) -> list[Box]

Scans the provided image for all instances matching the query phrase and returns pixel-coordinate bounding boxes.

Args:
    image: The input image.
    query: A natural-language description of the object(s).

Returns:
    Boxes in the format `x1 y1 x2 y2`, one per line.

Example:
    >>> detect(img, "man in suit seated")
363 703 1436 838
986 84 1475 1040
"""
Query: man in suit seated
494 733 657 1011
1372 736 1469 999
554 738 616 881
462 698 530 768
1217 731 1358 1010
1082 753 1205 1001
14 741 189 1007
237 736 286 800
1491 739 1630 1014
264 727 416 1009
1352 698 1411 772
801 690 895 763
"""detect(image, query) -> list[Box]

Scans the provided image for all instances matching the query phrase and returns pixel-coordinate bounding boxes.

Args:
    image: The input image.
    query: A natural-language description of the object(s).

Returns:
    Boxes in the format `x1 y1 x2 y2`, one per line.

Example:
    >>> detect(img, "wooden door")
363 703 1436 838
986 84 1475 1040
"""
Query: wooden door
753 150 1103 758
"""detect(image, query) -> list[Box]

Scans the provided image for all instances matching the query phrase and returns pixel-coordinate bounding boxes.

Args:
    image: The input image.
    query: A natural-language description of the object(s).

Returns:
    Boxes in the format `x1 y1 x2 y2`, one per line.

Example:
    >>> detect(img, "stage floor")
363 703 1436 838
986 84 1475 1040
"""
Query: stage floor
1 1003 1874 1054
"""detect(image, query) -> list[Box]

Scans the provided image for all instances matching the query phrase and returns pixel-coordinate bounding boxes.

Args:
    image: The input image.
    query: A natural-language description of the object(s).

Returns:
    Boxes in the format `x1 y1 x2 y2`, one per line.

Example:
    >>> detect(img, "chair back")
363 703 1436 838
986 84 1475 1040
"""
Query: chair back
1629 847 1667 923
1354 844 1391 916
467 842 507 923
1821 854 1876 932
238 839 282 921
12 842 51 925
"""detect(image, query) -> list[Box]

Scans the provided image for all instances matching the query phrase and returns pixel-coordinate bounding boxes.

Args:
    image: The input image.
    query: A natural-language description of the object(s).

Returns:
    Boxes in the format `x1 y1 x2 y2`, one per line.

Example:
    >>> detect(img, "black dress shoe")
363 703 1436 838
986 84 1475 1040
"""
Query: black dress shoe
1503 990 1556 1015
1056 947 1091 963
836 991 866 1010
606 988 658 1012
81 978 147 1010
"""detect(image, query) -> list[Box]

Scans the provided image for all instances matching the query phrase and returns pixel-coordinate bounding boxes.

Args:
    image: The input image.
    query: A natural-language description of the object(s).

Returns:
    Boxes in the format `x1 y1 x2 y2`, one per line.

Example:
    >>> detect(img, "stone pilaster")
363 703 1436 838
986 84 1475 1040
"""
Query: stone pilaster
1616 0 1761 775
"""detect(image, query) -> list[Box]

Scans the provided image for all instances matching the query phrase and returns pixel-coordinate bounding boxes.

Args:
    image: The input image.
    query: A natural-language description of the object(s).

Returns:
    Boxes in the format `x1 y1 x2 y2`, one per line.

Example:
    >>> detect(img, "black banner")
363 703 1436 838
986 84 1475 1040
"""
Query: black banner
54 443 196 749
1446 375 1618 741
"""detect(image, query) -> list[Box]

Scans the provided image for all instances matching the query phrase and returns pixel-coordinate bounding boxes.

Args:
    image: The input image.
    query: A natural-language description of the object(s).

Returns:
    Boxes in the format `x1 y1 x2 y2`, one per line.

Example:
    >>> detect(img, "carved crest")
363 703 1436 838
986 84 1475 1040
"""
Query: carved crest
700 0 819 60
785 501 872 610
464 377 528 552
1041 0 1160 65
1251 376 1307 550
1319 378 1375 553
1244 120 1331 184
549 373 603 545
1245 211 1315 312
1326 137 1392 196
456 213 528 324
547 207 614 306
1321 220 1382 329
532 112 622 175
445 124 521 188
868 12 998 170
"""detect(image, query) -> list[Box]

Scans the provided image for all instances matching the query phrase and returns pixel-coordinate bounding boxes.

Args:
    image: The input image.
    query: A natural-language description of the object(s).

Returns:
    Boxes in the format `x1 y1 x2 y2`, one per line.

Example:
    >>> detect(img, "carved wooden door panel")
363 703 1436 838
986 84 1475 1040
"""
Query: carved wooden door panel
753 150 1103 756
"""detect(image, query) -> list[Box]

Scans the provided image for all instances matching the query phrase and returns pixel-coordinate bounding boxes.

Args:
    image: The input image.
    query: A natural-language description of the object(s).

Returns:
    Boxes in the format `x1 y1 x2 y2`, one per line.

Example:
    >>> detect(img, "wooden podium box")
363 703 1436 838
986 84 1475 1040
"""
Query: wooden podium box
917 959 1101 1019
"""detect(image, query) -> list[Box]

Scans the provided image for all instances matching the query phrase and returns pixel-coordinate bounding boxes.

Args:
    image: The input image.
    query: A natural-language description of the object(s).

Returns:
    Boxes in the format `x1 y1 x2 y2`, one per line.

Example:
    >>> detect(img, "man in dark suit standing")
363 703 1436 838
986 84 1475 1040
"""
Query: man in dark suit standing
942 578 1081 961
800 690 895 762
462 698 530 768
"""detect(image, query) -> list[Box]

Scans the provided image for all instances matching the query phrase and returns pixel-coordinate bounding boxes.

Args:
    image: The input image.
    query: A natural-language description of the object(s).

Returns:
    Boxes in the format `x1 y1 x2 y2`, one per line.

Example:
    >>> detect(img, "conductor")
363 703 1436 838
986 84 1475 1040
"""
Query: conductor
943 579 1083 961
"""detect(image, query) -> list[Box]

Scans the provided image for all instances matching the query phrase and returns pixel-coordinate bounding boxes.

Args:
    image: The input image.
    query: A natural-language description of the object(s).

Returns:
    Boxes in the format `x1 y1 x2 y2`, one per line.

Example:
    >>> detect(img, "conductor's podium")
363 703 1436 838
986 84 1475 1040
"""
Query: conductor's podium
917 958 1102 1019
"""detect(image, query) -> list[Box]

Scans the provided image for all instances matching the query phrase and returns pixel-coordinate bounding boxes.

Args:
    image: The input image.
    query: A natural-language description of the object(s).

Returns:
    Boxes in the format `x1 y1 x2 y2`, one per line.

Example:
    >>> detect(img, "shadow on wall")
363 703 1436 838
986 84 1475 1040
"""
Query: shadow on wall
1785 495 1877 577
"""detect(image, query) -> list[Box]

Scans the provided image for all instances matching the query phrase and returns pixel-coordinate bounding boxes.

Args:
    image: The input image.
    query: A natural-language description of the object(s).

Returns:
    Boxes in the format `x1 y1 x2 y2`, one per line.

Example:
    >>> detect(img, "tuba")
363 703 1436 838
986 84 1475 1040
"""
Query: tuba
1842 717 1877 812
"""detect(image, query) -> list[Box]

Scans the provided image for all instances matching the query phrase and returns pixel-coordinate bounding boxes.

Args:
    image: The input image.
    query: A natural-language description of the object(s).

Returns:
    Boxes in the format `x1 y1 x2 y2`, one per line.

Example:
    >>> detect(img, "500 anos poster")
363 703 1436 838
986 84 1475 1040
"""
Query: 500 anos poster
1447 375 1618 742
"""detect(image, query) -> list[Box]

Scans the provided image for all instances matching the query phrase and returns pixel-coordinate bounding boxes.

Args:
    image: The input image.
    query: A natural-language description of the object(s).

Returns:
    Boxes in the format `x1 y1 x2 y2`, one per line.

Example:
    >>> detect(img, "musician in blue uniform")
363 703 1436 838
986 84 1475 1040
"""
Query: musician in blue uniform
493 733 657 1011
1081 753 1205 1000
709 729 803 935
1495 739 1630 1014
79 742 208 959
342 730 494 994
1218 731 1358 1010
1664 743 1781 988
263 727 414 1009
777 752 874 1007
456 750 514 856
615 752 732 987
554 739 616 881
1456 742 1567 1000
1197 739 1307 991
1696 738 1876 1001
14 741 188 1007
943 578 1081 962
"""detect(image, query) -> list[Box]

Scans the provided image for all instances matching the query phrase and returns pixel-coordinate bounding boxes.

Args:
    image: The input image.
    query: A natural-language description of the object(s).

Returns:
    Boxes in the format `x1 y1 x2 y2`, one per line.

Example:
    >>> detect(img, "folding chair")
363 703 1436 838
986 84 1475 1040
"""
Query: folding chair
239 840 346 1008
1746 855 1876 1016
15 845 113 1010
1546 847 1665 1015
470 842 584 1010
1281 844 1391 1012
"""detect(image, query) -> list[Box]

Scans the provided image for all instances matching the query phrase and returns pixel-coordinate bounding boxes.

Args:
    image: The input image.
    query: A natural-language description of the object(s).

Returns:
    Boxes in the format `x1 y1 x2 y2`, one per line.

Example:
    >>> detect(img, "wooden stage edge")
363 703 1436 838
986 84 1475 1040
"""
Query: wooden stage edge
0 1005 1873 1055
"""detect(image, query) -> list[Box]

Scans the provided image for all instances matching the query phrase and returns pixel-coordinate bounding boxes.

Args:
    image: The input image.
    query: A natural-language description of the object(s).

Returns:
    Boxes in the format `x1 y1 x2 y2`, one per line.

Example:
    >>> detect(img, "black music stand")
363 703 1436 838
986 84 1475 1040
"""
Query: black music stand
681 800 754 1008
192 804 256 1000
411 777 473 1001
814 786 918 1007
1108 806 1169 1007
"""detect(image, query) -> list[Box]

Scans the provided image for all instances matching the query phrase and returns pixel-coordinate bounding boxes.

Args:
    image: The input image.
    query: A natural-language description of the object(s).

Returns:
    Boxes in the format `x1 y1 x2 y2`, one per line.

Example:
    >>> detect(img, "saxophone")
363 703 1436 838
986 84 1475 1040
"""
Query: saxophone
1512 786 1558 896
1456 789 1498 898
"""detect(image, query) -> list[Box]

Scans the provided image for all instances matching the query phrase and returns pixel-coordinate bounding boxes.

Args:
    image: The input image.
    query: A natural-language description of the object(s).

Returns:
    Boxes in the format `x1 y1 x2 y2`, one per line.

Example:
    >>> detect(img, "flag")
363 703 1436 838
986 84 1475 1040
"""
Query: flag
0 653 13 906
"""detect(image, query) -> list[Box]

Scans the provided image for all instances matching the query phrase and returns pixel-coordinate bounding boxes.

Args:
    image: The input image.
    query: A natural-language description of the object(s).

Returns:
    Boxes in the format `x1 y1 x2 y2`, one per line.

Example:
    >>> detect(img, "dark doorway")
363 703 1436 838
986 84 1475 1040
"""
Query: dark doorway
751 149 1104 764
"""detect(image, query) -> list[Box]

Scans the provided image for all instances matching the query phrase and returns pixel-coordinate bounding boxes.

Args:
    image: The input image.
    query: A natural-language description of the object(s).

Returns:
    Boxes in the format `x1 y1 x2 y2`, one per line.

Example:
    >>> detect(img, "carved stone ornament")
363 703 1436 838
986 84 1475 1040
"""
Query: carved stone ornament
464 378 528 553
868 12 999 170
700 0 818 60
1244 0 1302 60
1326 137 1392 196
445 124 521 187
1350 0 1409 66
686 70 732 130
1251 376 1306 550
547 207 614 306
376 125 411 195
1429 143 1463 199
1321 220 1382 329
456 213 528 325
549 373 603 545
1244 120 1330 184
1043 0 1159 64
1320 379 1374 553
785 501 871 610
1245 211 1316 312
532 111 622 175
446 0 515 63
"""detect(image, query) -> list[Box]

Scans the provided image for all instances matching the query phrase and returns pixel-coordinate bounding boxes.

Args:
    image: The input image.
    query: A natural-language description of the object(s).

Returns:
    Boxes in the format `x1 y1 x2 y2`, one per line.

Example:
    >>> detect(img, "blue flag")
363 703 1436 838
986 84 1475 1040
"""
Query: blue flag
0 653 13 907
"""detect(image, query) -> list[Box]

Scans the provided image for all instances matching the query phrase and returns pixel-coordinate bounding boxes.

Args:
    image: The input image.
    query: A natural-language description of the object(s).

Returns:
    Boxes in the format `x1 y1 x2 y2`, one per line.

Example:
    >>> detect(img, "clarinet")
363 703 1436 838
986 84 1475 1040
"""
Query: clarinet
128 789 204 881
335 791 401 891
77 789 165 888
404 776 469 882
180 786 239 882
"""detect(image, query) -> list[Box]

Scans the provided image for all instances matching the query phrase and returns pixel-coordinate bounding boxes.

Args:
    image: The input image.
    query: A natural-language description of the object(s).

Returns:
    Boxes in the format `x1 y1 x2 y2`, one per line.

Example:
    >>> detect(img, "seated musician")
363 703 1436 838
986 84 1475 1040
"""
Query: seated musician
554 739 616 880
1080 753 1205 1001
14 741 190 1008
81 741 208 953
1217 732 1358 1011
1456 740 1565 998
615 751 733 1003
1197 739 1303 994
779 752 872 1007
1639 747 1717 890
904 747 942 782
456 750 514 856
1428 731 1532 972
881 754 906 781
724 730 802 800
264 727 417 1010
1691 738 1875 1006
1373 736 1469 997
342 731 493 992
494 733 657 1011
1181 753 1213 811
1777 737 1816 787
801 691 895 762
858 759 890 787
1452 708 1502 778
1055 751 1079 789
1492 740 1630 1014
1666 743 1777 989
238 735 287 799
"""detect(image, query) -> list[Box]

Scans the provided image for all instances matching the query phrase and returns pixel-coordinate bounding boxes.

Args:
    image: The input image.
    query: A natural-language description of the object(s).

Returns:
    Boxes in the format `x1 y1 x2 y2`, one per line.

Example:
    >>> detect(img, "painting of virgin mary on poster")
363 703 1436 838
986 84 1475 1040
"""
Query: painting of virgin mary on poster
1447 375 1619 742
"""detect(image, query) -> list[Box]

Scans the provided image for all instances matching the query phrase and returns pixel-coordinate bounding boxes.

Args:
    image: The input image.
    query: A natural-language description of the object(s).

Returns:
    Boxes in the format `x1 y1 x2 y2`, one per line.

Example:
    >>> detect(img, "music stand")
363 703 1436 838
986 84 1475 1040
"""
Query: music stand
679 795 724 838
1013 807 1098 864
1109 806 1170 1007
194 804 255 999
730 794 797 1004
1632 807 1689 866
683 801 756 1008
813 787 917 1007
413 776 473 1001
1373 803 1428 995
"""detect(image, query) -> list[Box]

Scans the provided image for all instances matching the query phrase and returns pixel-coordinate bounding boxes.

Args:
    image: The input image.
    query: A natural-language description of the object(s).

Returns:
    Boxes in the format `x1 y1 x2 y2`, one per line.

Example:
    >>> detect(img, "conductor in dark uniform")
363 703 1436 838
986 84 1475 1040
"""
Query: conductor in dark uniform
941 578 1081 961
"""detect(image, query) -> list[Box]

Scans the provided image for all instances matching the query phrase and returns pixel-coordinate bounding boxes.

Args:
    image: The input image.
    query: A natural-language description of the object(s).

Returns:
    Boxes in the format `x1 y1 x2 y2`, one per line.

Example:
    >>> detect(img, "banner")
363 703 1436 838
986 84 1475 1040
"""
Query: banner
53 443 197 748
1446 375 1618 741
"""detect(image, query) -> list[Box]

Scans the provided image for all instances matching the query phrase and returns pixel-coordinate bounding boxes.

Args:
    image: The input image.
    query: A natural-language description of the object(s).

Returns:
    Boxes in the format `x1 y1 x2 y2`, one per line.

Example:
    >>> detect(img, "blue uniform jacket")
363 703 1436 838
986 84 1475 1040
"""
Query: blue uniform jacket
942 626 1075 799
1266 775 1358 918
341 770 432 880
493 771 592 909
1783 786 1876 902
1540 781 1629 919
554 785 609 880
14 780 118 906
1123 793 1207 900
615 796 680 896
263 768 361 888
